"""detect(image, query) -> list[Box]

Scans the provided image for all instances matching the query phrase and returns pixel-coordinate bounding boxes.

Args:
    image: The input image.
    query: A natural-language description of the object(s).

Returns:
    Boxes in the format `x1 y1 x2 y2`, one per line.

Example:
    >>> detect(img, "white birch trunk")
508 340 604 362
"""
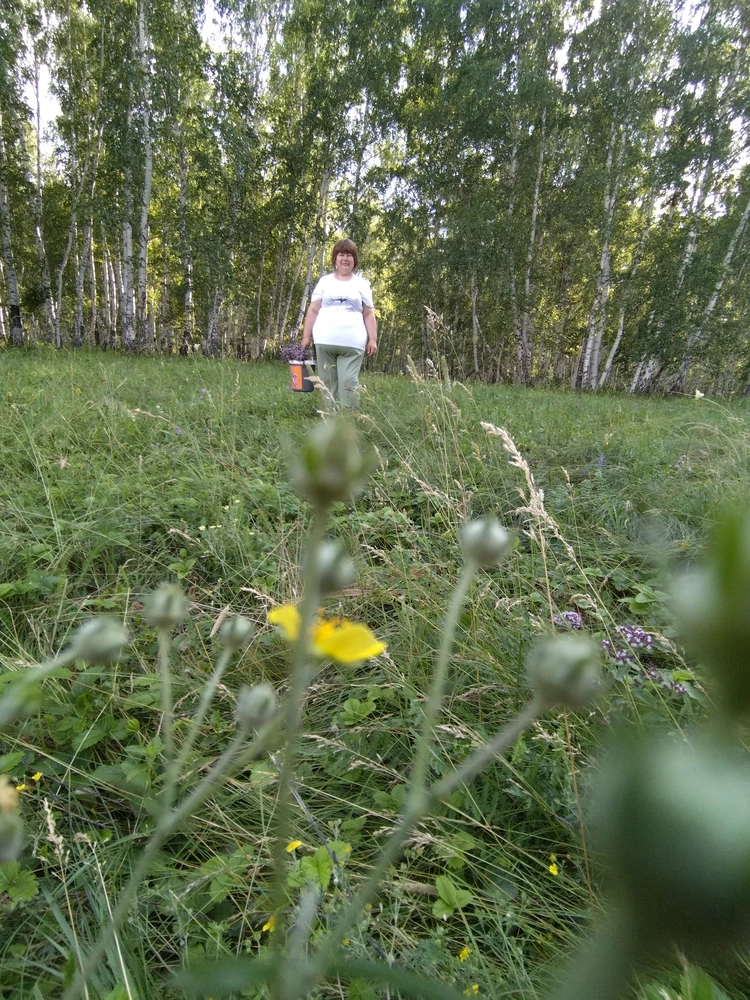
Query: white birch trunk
636 158 714 392
101 234 112 347
291 168 330 338
580 123 624 390
136 0 153 349
8 99 56 340
0 164 23 346
669 193 750 392
177 138 194 354
470 270 481 374
521 108 546 376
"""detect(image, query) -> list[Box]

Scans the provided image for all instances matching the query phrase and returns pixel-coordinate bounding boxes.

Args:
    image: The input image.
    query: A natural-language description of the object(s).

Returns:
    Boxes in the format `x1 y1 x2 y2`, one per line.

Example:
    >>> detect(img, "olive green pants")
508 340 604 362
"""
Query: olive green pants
314 344 365 409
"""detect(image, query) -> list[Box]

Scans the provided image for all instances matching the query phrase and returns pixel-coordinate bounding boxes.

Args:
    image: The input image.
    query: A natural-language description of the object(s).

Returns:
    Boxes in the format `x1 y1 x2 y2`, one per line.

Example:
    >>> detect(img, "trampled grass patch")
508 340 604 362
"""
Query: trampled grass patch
1 349 749 999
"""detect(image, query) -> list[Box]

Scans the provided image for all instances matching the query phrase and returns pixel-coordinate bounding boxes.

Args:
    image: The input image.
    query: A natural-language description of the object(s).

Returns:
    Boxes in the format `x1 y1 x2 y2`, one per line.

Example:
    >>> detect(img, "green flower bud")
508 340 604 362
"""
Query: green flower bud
526 634 600 709
0 775 19 814
0 813 23 862
290 419 373 507
317 541 357 595
236 683 278 729
598 735 750 949
144 583 188 630
672 511 750 716
460 517 513 567
220 616 255 652
69 618 129 664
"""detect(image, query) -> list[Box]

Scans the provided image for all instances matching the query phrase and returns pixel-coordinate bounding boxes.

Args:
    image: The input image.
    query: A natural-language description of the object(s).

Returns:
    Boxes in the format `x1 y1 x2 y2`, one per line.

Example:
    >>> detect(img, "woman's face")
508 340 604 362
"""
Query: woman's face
335 250 355 275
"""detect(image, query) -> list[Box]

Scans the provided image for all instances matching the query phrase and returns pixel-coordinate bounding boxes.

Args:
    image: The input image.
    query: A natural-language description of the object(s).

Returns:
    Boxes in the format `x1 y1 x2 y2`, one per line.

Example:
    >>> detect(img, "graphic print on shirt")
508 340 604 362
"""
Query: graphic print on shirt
310 273 374 349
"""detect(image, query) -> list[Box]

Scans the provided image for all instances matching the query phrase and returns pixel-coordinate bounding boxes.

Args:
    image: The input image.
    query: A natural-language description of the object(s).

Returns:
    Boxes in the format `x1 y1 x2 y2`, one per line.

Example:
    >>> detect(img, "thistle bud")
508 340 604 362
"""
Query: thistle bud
69 618 129 664
671 511 750 717
317 541 357 595
290 419 372 507
0 813 23 862
0 775 19 814
598 735 750 949
526 634 600 709
220 616 255 652
236 683 278 729
144 583 188 630
460 517 512 567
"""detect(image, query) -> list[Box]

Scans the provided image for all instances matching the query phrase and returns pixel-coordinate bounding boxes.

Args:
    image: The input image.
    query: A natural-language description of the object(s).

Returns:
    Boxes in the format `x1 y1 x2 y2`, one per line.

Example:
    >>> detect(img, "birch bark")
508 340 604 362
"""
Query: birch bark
136 0 153 349
669 193 750 392
0 150 23 346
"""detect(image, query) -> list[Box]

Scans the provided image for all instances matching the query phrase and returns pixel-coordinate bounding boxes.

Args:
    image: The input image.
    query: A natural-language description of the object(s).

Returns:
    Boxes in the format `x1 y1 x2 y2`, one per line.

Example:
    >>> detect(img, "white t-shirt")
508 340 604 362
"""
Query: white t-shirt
311 273 374 349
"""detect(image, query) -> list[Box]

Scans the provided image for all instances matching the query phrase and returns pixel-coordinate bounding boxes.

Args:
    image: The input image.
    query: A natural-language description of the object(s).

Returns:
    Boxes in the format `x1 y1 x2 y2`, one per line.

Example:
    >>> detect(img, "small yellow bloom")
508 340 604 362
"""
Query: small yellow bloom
15 783 27 792
459 946 471 962
262 915 276 933
268 605 386 664
286 840 304 853
548 863 559 876
199 525 206 531
31 772 43 782
343 938 350 947
463 986 479 996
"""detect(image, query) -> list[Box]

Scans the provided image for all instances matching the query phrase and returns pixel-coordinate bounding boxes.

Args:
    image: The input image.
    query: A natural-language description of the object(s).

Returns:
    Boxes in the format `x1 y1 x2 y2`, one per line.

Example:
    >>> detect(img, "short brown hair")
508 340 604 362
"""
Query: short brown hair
331 238 358 271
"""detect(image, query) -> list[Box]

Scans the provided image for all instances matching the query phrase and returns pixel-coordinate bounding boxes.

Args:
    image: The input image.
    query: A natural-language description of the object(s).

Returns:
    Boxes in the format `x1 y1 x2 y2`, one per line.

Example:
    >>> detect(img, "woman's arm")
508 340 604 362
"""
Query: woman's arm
301 299 322 351
363 305 378 356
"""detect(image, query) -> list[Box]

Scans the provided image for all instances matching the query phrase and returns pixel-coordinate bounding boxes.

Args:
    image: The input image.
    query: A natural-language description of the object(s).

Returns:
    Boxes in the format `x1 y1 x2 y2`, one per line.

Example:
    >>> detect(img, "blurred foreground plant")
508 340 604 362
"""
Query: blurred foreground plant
551 508 750 1000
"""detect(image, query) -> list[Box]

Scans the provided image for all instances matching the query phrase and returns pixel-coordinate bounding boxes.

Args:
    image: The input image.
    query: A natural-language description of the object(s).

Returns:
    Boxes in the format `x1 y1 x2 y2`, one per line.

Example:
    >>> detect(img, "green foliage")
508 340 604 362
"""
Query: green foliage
0 353 749 998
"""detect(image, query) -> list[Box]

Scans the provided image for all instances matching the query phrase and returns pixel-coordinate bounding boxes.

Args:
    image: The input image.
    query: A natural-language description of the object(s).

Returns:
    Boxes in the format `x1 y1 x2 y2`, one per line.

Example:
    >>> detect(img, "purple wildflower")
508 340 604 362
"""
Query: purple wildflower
175 427 183 436
281 344 313 363
553 610 583 630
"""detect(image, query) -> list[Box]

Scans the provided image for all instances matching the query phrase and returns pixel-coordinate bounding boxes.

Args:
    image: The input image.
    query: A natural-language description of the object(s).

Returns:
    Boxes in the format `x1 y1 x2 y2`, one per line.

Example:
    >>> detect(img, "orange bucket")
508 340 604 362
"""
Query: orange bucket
289 359 315 392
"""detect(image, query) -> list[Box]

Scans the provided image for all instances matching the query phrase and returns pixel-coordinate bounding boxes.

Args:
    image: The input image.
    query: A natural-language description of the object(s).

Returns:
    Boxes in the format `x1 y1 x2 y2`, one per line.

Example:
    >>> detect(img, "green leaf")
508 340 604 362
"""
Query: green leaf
175 955 467 1000
435 875 472 911
432 898 455 920
300 846 332 892
0 752 25 774
0 862 39 902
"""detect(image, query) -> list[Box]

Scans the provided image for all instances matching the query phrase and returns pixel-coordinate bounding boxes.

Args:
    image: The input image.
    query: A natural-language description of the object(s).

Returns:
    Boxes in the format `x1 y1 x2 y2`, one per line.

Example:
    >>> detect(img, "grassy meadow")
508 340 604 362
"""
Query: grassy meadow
1 348 750 999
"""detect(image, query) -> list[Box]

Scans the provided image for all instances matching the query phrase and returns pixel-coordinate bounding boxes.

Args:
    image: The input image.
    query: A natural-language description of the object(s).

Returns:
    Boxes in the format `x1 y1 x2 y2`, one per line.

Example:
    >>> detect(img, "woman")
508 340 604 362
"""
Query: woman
300 238 377 409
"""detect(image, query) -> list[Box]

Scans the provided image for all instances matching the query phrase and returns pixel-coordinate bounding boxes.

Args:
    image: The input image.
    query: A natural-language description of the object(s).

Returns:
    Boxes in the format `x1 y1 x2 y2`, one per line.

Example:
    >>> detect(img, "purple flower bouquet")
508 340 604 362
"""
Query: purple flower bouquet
281 344 314 363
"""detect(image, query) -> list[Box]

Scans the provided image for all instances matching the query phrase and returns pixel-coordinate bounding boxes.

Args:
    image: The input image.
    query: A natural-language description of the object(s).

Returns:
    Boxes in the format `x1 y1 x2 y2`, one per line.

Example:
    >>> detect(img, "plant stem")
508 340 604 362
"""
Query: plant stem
269 509 328 956
157 626 175 813
308 698 542 989
169 646 233 789
61 719 280 1000
409 559 477 801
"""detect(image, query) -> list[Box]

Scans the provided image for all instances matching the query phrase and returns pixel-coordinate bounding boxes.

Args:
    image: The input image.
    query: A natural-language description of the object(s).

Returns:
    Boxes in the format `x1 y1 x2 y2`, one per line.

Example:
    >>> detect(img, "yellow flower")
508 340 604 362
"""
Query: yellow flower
286 840 304 853
343 938 350 947
15 784 27 792
459 946 471 962
31 772 43 782
548 863 559 876
268 605 386 663
262 915 276 933
463 986 479 996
